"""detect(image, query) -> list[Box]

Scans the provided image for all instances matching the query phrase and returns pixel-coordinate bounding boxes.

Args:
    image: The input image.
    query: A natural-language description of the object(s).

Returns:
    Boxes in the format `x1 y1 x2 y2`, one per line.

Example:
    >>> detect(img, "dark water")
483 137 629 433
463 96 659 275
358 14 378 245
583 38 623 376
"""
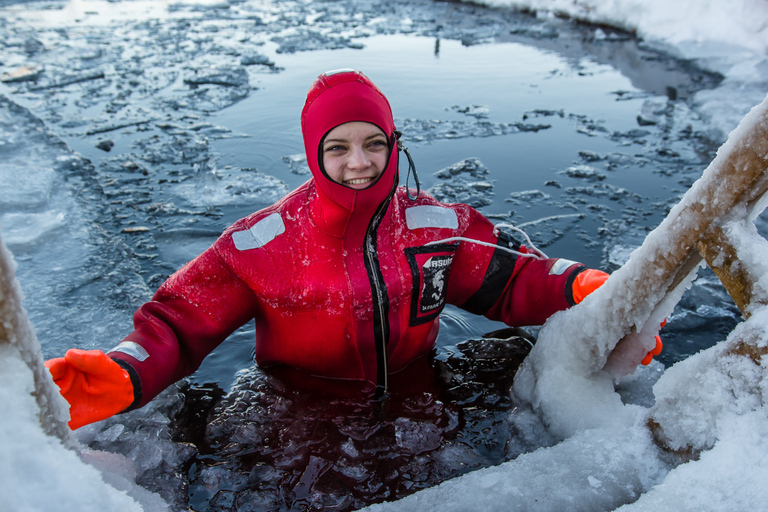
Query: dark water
0 0 737 510
174 332 538 511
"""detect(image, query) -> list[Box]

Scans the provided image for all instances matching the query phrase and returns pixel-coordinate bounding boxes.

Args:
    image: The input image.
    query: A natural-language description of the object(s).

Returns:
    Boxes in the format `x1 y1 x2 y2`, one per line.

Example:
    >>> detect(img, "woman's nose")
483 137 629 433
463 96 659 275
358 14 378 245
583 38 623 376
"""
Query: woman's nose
347 146 370 169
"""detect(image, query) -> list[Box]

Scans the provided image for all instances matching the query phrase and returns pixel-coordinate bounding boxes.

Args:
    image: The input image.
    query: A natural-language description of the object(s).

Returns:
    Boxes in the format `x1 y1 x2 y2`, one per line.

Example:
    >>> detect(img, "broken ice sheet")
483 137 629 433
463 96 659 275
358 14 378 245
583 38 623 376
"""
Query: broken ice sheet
506 189 551 205
449 104 490 119
173 166 289 207
183 66 250 88
282 153 310 175
0 210 66 248
0 65 44 83
428 158 494 208
565 182 643 202
397 118 550 143
560 164 606 181
272 29 365 53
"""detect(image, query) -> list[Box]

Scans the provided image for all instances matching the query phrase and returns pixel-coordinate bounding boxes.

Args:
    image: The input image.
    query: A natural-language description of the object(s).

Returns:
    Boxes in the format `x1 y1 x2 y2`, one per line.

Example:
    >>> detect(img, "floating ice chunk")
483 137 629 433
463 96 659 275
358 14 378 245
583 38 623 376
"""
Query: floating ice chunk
282 153 311 175
0 164 56 208
0 210 66 248
429 158 494 208
608 244 638 268
394 417 442 455
560 164 606 181
450 104 491 119
94 424 125 444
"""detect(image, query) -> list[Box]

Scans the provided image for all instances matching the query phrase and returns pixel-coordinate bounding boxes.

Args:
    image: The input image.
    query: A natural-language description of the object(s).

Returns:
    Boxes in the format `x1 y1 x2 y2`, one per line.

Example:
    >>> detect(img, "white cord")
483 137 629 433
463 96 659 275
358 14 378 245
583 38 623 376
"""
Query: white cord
424 223 547 260
493 223 549 259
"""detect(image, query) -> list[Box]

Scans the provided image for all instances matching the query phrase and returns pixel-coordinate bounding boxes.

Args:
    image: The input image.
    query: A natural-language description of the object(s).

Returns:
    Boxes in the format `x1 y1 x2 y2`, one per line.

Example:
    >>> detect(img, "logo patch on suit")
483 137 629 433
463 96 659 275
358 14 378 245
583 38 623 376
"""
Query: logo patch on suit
405 244 457 325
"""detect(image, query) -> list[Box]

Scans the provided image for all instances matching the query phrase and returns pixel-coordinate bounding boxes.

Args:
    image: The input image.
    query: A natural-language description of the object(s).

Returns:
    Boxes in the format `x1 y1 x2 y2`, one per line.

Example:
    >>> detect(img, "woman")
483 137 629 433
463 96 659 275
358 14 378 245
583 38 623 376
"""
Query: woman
45 69 659 430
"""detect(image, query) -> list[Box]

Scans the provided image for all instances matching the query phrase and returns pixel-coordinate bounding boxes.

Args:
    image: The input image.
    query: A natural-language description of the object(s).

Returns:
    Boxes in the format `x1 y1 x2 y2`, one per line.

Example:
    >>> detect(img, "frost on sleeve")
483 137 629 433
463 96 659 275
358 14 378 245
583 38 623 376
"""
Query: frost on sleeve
108 240 258 409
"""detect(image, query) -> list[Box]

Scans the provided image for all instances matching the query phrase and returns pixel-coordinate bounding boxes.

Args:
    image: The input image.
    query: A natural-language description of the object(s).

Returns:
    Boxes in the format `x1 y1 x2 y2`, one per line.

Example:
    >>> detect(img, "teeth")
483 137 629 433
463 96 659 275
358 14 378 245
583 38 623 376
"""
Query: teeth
346 178 372 185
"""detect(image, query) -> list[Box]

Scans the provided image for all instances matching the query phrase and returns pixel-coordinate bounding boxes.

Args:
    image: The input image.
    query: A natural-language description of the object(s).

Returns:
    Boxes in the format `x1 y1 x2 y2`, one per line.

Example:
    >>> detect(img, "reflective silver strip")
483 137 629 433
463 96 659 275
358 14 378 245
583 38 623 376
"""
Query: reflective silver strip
232 212 285 251
110 341 150 362
405 205 459 230
549 258 578 276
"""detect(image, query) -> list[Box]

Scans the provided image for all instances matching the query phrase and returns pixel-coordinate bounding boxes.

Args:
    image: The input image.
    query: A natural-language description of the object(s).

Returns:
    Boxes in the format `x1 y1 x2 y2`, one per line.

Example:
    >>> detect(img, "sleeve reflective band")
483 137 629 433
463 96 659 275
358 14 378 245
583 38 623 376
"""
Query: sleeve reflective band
549 258 579 276
110 341 150 362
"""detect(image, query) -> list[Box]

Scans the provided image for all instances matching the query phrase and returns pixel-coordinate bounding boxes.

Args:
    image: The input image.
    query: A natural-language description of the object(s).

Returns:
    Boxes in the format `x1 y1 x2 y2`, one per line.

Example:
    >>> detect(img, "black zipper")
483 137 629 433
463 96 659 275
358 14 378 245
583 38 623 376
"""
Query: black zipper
363 186 396 400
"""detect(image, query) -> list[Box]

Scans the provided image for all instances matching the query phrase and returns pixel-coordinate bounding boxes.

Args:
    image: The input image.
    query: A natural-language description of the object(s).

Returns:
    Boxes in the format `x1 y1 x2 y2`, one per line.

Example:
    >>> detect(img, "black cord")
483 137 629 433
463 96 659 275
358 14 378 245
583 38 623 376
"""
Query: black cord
395 131 420 200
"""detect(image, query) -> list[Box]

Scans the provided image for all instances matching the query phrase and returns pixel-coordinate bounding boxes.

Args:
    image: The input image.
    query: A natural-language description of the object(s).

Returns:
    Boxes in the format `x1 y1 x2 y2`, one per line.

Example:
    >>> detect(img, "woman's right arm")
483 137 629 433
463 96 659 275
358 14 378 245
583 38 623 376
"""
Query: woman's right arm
47 240 259 428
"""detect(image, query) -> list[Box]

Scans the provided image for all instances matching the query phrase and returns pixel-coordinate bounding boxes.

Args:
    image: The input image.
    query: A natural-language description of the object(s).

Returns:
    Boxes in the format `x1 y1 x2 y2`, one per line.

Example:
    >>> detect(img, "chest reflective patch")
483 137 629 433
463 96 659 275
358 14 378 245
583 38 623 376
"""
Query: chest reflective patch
232 212 285 251
549 258 578 276
110 341 150 362
405 205 459 230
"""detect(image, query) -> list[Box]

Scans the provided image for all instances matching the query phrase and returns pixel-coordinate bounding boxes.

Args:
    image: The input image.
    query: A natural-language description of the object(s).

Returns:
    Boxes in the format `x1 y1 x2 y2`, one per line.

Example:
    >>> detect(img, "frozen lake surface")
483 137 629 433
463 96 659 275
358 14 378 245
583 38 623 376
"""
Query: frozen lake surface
0 0 756 510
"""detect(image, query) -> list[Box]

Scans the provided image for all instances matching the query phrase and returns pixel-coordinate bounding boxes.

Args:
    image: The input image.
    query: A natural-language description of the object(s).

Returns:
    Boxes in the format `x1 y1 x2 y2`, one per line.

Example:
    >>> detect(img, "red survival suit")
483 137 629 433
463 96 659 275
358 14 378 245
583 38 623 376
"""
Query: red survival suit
108 70 587 409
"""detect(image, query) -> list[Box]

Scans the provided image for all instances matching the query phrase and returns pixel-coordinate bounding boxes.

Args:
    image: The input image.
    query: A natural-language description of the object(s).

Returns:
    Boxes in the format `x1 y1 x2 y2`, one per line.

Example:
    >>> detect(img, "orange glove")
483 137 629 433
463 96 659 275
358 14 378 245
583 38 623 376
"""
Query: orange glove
641 318 666 365
571 268 609 304
44 349 135 430
641 336 663 365
572 268 664 365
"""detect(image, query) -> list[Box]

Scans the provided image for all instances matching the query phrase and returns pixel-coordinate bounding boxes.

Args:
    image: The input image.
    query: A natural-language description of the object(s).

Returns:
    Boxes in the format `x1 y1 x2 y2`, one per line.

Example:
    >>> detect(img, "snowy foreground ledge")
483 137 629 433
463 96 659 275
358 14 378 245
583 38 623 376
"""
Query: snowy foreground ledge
4 100 768 512
0 233 165 511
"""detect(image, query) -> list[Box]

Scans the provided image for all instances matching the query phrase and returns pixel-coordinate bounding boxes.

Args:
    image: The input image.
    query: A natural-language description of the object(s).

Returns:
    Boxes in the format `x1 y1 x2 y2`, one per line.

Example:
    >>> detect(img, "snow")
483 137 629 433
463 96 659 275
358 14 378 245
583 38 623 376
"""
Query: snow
0 237 156 512
478 0 768 142
2 0 768 511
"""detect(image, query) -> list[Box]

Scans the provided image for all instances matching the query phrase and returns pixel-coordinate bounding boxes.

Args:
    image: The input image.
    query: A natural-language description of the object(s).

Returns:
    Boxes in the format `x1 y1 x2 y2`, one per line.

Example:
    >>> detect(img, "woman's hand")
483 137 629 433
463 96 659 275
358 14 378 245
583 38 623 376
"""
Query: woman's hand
572 269 665 374
45 349 134 429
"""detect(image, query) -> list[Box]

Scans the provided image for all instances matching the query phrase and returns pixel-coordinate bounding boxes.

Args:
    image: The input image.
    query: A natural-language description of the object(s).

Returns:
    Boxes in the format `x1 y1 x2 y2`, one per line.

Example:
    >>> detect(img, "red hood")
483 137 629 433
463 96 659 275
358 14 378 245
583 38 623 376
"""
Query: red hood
301 70 399 237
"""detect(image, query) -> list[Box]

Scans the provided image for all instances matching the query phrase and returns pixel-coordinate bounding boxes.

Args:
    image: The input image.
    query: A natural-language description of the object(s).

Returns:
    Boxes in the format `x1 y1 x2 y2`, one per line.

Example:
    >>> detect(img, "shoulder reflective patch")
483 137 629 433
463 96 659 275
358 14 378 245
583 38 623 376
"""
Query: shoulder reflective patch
232 212 285 251
549 258 579 276
325 68 355 76
110 341 150 362
405 205 459 230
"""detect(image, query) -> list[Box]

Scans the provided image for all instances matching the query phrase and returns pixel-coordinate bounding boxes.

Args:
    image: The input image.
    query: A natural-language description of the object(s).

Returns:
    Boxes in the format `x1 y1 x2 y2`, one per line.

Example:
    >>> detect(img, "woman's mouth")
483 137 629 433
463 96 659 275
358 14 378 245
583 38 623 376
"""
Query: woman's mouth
344 177 374 186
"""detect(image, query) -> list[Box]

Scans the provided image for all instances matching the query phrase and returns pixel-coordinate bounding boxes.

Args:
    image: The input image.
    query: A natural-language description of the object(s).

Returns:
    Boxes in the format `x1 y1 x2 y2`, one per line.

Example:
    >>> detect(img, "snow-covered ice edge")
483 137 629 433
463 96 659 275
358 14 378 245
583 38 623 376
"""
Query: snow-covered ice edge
472 0 768 142
0 229 170 511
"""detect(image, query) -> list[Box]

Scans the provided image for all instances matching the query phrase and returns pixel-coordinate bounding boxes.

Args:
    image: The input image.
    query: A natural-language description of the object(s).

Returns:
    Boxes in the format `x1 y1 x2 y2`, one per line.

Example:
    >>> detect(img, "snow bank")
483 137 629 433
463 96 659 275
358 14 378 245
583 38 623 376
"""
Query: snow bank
474 0 768 138
366 420 668 512
0 232 155 512
479 0 768 55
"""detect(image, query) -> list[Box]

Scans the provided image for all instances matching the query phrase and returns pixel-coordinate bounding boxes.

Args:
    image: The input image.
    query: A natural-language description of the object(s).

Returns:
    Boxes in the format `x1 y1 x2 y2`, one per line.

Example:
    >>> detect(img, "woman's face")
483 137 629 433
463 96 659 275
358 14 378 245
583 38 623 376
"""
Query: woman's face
322 121 389 190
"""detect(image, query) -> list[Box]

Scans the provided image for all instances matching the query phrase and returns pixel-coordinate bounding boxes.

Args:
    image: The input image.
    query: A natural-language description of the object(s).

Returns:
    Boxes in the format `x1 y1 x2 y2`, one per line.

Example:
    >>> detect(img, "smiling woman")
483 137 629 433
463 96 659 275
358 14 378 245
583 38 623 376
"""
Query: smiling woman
45 68 631 425
321 121 389 189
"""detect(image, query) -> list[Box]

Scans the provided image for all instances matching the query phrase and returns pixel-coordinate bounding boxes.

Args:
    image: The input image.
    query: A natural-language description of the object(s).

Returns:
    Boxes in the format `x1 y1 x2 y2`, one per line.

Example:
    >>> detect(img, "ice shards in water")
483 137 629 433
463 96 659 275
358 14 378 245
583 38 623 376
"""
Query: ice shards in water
172 332 537 511
429 158 494 208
